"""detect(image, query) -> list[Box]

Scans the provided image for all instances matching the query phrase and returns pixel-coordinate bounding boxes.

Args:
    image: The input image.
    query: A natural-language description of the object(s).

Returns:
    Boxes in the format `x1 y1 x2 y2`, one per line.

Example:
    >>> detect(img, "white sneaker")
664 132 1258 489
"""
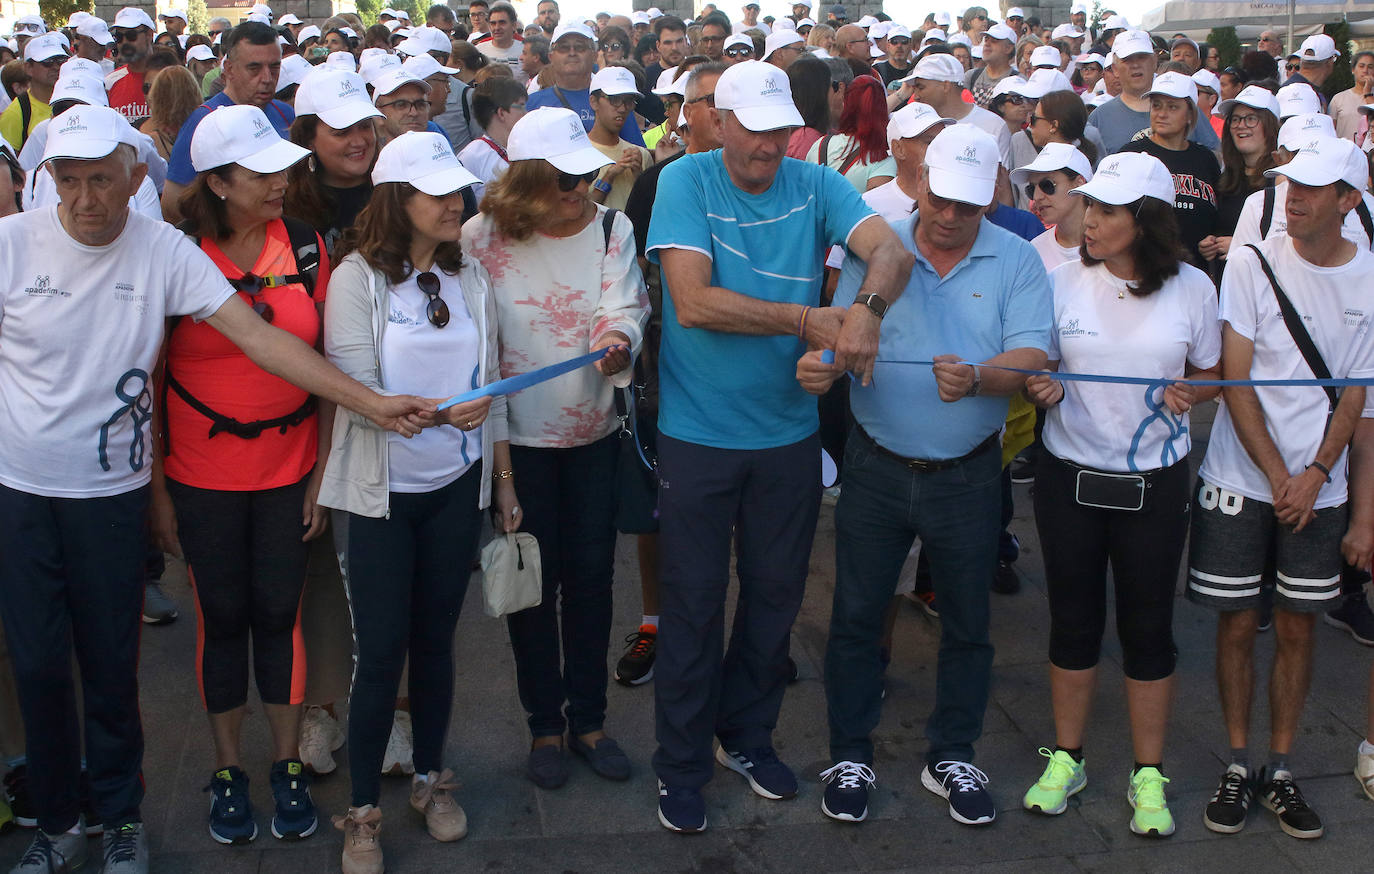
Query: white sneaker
382 710 415 776
1358 743 1374 802
299 705 345 775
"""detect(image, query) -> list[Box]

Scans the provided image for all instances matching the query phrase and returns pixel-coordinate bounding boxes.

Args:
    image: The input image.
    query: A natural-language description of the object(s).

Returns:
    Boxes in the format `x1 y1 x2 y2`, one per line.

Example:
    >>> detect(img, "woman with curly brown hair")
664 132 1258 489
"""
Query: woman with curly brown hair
139 65 201 160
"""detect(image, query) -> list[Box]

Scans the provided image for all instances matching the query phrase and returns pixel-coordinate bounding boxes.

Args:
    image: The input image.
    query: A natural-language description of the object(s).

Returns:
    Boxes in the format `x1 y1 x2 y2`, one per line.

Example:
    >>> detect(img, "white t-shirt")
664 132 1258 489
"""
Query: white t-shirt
1230 180 1374 251
23 166 163 220
1031 228 1079 272
862 179 916 222
380 268 482 493
1201 236 1374 508
954 104 1013 167
457 136 509 204
477 39 526 84
0 208 234 497
1045 260 1221 473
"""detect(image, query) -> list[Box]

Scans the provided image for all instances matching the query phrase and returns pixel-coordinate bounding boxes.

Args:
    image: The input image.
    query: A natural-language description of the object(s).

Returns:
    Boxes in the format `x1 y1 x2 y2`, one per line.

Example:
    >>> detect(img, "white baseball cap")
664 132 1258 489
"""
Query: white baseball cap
76 19 115 47
383 19 403 32
1191 69 1221 96
983 23 1017 43
507 106 614 174
1143 71 1197 103
630 11 651 25
551 21 596 45
714 60 803 132
797 18 817 29
1007 7 1026 18
763 29 804 60
393 8 411 21
325 51 357 71
360 50 403 84
857 15 877 29
1112 30 1154 59
339 26 358 39
1087 91 1113 108
868 41 886 59
159 8 187 21
112 7 155 31
1030 45 1061 69
1216 84 1280 120
775 18 797 32
1072 151 1174 206
14 14 45 32
60 57 103 77
1071 1 1089 12
371 65 429 100
397 26 452 58
1267 135 1368 190
1009 68 1073 99
935 11 952 27
923 125 999 207
295 70 384 128
948 32 971 48
1276 82 1321 119
1011 142 1093 187
723 33 754 54
903 53 964 85
652 69 689 97
1297 33 1338 62
590 66 639 97
991 76 1028 100
1277 112 1337 151
298 25 322 43
1077 52 1106 67
277 53 313 91
794 0 814 7
403 53 459 80
647 6 664 17
1052 23 1084 40
49 73 108 108
1101 14 1130 30
186 44 215 62
41 105 142 165
67 12 93 27
251 3 273 18
886 101 953 142
868 21 891 40
371 130 479 195
278 13 302 26
23 34 66 63
886 25 911 42
920 28 947 47
190 104 310 173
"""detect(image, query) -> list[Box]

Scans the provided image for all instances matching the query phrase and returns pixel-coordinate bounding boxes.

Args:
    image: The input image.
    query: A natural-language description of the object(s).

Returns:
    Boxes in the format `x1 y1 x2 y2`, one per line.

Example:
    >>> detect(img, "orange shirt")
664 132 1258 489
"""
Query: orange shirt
163 220 331 490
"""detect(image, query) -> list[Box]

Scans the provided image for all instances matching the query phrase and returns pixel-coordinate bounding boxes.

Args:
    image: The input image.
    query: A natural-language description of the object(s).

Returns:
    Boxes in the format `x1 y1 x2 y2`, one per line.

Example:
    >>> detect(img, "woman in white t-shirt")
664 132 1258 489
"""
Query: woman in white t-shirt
460 108 648 792
1011 143 1091 272
457 76 526 204
320 132 512 874
1020 151 1222 839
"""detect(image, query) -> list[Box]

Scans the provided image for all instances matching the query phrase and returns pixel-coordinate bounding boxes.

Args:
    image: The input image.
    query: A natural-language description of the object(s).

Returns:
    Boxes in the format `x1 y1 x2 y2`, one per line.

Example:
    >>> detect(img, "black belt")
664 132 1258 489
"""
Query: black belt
855 422 999 473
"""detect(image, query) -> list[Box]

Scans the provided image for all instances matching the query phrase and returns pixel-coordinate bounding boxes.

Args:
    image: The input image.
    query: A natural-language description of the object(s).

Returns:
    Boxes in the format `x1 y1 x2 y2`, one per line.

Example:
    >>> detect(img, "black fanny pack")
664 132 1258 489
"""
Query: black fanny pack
1075 469 1146 511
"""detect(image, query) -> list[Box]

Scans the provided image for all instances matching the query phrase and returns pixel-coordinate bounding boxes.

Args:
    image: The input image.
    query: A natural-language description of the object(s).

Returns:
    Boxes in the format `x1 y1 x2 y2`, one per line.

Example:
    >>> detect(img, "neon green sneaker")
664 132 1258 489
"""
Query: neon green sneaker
1022 747 1086 815
0 791 12 834
1128 766 1175 837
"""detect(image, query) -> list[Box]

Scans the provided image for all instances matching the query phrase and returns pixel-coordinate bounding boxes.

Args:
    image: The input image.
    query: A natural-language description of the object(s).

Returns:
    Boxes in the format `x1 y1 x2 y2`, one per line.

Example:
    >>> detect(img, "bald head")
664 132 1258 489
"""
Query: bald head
834 24 868 60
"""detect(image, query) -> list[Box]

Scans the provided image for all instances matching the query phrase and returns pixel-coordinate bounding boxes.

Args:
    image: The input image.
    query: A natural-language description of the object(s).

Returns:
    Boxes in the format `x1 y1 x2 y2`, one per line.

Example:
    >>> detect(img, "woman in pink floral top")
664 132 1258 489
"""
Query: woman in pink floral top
461 107 649 789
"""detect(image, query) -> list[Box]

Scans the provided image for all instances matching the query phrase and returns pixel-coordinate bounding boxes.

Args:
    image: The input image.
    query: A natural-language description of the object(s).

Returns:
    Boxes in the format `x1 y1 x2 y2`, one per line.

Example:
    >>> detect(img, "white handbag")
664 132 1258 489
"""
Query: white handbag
479 532 543 618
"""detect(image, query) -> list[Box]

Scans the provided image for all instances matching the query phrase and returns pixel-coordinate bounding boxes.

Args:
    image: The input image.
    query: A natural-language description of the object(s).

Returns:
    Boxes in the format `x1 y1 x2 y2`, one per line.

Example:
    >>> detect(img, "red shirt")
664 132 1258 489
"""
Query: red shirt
163 220 331 491
106 67 148 122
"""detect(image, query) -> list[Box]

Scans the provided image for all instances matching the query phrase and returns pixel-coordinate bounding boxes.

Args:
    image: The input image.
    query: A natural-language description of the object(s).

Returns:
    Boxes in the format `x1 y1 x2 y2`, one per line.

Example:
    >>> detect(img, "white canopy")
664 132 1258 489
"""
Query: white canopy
1141 0 1374 35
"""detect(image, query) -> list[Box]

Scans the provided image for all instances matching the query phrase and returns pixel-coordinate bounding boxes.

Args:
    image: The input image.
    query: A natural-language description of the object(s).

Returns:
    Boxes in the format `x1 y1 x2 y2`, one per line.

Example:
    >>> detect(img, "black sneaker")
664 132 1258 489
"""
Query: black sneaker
1324 593 1374 646
1203 763 1252 834
715 745 798 800
205 766 258 845
614 625 657 686
269 759 317 841
820 761 875 823
993 561 1021 594
657 781 706 833
1260 769 1323 839
1010 454 1035 484
3 764 37 829
921 761 996 825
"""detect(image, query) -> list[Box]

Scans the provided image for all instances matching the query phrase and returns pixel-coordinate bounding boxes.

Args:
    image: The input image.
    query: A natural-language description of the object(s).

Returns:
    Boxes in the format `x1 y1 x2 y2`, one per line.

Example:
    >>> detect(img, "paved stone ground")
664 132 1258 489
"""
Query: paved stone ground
4 405 1374 873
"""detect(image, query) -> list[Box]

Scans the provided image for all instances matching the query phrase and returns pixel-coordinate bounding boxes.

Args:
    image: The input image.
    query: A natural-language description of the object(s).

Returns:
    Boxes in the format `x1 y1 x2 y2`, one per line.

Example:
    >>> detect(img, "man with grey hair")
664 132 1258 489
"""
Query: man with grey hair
208 16 232 39
521 34 550 89
0 103 431 874
1258 30 1283 59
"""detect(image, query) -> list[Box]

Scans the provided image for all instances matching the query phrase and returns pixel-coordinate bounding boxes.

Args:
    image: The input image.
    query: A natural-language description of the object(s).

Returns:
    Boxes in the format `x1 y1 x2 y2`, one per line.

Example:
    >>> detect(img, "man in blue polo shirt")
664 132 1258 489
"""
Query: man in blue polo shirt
526 22 644 146
645 60 909 834
798 125 1051 828
160 21 294 221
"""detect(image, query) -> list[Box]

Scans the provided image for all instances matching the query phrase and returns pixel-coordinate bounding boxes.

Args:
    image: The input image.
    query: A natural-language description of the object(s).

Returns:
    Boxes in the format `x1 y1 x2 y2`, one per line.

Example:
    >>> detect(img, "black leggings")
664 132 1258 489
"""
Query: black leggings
166 475 311 714
1033 453 1189 681
342 467 483 807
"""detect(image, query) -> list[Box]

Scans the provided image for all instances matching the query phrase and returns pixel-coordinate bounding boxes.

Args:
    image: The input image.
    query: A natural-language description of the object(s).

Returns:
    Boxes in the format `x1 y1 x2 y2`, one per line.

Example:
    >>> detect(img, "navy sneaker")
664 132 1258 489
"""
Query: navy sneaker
657 781 706 833
922 760 996 825
820 761 876 823
269 759 317 841
206 766 258 845
715 744 797 800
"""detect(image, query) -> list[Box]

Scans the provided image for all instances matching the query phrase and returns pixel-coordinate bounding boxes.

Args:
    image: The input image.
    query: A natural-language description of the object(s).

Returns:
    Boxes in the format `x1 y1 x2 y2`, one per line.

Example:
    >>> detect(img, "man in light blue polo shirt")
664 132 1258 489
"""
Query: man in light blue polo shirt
799 125 1051 828
645 60 909 834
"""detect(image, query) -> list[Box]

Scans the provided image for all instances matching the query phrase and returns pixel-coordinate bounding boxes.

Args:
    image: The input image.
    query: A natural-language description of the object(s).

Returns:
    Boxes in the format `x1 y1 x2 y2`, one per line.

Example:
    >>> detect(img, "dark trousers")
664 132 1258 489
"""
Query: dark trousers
652 433 820 789
167 476 310 713
342 467 482 807
0 484 148 832
825 428 1001 766
506 435 619 738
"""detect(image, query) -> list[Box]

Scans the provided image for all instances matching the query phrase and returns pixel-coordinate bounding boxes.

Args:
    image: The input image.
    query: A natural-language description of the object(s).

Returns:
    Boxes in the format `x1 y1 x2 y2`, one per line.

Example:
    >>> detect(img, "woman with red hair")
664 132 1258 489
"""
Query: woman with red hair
803 74 895 192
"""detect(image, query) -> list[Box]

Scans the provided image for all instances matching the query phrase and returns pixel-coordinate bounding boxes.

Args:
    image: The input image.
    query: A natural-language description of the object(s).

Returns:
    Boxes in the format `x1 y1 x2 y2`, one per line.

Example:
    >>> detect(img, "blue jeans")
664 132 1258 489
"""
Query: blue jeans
825 426 1002 766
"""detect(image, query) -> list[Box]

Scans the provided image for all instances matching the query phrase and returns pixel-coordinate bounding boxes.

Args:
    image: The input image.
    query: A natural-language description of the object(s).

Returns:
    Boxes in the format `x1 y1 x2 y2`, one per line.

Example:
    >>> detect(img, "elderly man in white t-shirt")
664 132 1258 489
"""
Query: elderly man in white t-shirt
0 106 434 874
1188 136 1374 842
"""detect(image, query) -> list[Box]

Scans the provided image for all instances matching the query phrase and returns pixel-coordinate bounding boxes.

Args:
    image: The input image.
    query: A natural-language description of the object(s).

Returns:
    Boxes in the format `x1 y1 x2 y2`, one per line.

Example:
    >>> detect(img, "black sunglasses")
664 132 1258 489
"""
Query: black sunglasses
603 41 625 51
685 93 715 106
1285 62 1300 72
416 271 450 328
557 170 598 191
228 274 278 323
1024 178 1059 200
113 28 145 43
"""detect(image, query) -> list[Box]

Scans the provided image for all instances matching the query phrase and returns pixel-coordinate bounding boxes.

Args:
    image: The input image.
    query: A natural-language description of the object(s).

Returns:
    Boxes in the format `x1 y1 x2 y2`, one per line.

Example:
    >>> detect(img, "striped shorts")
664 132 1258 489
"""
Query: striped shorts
1186 480 1346 613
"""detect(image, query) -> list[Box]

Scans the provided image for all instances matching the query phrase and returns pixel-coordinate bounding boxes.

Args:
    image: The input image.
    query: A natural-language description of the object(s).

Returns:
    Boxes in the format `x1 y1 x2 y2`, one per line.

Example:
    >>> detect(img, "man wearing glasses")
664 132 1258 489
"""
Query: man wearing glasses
1259 30 1284 59
527 22 646 145
873 24 914 87
9 15 45 57
105 7 157 124
833 23 871 64
0 34 64 152
763 30 805 71
697 12 731 62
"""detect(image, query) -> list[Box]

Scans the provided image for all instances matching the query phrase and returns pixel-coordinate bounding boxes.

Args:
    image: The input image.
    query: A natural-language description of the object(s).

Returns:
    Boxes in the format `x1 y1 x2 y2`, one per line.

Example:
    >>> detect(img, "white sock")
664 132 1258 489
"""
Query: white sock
641 615 659 629
1360 739 1374 755
413 772 433 786
65 821 82 836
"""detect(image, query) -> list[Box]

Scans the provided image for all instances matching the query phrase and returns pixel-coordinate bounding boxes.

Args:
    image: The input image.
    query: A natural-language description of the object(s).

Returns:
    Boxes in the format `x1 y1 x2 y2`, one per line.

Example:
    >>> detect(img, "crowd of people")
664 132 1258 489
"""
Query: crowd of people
2 3 1374 873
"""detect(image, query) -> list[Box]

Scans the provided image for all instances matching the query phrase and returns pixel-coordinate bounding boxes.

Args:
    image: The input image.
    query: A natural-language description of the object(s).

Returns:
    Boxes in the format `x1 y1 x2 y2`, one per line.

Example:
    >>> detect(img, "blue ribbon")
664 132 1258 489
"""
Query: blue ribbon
437 347 613 412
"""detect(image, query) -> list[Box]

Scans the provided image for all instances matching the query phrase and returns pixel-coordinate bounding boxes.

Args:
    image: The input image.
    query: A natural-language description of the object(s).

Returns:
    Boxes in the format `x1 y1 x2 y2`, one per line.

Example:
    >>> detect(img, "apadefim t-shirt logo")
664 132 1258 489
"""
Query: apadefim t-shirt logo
24 275 68 298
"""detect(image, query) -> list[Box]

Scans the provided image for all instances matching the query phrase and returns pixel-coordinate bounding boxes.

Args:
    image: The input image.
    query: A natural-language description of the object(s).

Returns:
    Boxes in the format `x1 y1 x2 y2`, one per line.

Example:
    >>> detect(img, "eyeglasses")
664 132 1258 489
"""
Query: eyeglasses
379 97 431 112
602 41 625 52
113 28 145 43
14 23 43 34
725 47 753 58
685 93 716 106
1286 62 1300 72
416 271 450 328
1002 94 1030 105
926 191 983 216
597 93 638 109
889 38 911 46
1028 112 1048 125
557 169 598 191
1230 112 1263 129
1023 178 1059 200
228 274 280 323
699 34 725 44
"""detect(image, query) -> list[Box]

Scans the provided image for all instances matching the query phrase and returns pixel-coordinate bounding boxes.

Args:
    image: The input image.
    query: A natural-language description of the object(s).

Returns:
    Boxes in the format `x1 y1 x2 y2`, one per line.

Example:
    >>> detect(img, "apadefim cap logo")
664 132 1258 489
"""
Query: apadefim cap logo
955 144 981 166
760 75 784 97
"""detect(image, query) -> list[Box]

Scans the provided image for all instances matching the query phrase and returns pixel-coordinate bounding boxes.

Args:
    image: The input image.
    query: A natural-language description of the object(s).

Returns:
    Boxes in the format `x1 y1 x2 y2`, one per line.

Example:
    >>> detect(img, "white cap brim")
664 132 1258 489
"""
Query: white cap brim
411 165 480 196
926 166 993 207
234 139 312 174
732 103 804 132
1071 175 1149 205
544 144 614 175
316 103 384 129
1264 153 1343 186
42 136 121 165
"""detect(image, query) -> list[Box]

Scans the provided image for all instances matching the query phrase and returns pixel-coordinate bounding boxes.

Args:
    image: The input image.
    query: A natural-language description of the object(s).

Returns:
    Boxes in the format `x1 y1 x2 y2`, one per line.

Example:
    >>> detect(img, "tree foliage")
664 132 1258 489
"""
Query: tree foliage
38 0 91 30
1206 26 1240 71
1323 20 1353 98
188 0 210 37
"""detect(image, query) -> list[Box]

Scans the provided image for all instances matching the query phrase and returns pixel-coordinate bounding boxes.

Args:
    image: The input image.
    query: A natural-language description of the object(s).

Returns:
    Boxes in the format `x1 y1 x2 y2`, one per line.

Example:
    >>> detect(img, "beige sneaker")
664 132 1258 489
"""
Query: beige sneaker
1358 744 1374 802
334 805 384 874
409 769 467 842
